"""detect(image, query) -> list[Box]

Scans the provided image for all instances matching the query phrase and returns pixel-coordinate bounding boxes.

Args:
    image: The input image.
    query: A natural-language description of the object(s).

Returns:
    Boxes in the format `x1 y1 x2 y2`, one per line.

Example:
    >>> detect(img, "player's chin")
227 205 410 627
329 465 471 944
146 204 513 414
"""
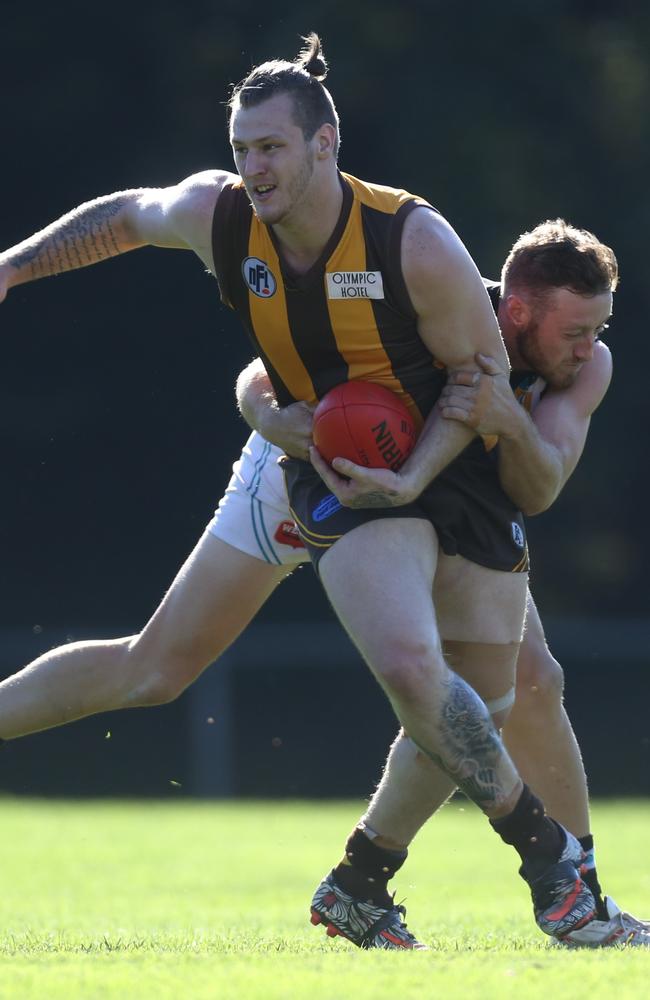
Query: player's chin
250 195 283 224
547 367 581 390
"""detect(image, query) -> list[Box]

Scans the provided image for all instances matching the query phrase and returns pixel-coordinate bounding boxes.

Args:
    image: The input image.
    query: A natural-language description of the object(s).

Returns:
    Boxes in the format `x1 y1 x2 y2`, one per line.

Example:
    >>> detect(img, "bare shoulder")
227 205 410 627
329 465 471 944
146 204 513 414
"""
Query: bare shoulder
591 339 613 381
133 168 239 258
173 168 237 201
576 339 612 408
544 340 612 416
402 207 474 281
399 204 507 368
164 169 239 230
570 340 612 398
400 206 486 317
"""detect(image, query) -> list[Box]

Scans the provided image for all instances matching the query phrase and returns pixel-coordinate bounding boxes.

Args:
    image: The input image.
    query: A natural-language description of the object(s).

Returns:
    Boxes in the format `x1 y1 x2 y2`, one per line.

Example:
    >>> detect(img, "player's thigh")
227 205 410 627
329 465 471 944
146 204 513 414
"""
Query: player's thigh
318 517 442 666
133 530 289 670
434 553 527 707
434 552 528 645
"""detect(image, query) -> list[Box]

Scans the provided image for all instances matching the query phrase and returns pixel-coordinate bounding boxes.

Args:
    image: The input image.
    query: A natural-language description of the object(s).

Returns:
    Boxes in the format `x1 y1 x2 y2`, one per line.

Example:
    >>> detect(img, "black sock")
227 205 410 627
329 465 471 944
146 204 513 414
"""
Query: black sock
333 826 407 908
490 785 565 878
578 834 607 919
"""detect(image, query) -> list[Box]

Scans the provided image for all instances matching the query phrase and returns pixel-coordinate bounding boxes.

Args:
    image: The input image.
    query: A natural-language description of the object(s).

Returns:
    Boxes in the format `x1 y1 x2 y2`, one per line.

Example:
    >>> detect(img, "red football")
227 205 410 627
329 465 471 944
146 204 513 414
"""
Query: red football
313 382 418 471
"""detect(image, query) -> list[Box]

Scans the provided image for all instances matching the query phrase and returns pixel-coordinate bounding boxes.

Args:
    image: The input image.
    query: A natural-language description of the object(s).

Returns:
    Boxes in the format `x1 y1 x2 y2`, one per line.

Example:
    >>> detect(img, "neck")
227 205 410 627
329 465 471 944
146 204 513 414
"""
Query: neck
272 168 343 272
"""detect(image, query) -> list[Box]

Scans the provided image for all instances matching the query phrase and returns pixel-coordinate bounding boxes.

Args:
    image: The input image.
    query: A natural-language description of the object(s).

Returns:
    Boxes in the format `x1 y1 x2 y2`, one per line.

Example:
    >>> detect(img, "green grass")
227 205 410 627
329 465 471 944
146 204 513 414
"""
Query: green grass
0 799 647 998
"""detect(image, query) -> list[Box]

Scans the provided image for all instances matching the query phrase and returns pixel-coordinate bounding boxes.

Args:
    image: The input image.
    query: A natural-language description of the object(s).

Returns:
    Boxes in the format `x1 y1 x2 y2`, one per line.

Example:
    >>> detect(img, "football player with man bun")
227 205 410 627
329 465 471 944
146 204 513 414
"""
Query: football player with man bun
1 33 644 948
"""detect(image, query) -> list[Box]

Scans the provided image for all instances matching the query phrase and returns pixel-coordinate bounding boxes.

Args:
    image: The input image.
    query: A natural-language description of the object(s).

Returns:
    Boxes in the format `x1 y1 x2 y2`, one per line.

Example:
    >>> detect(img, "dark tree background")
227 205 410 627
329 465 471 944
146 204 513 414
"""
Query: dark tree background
1 1 648 795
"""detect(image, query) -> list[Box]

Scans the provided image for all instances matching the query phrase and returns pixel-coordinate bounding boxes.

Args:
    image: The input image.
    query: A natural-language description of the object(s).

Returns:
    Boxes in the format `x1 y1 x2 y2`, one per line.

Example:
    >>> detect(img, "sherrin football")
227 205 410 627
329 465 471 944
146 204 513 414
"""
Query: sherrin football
313 381 418 471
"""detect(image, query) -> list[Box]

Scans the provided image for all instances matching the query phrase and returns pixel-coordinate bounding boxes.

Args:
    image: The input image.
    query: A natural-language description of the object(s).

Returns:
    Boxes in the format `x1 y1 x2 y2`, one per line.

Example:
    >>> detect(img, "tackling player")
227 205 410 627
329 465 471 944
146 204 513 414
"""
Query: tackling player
237 220 649 948
0 31 626 948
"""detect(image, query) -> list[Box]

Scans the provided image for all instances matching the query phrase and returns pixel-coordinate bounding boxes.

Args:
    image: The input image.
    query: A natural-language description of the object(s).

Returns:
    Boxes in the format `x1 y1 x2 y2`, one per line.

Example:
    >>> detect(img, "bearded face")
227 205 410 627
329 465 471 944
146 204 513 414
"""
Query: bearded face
516 319 582 389
230 93 318 228
513 288 613 389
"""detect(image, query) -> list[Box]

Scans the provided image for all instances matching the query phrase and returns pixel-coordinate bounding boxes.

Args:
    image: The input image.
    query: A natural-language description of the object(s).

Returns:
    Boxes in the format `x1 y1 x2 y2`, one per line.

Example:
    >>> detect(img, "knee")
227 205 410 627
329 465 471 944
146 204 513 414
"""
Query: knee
514 641 564 717
121 640 201 707
372 640 444 703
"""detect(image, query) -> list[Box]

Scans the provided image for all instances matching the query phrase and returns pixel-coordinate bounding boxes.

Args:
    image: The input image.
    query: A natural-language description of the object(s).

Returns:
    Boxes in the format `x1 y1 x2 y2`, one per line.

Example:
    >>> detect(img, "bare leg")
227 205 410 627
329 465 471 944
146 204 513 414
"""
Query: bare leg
363 639 521 849
311 534 593 945
0 531 288 739
362 732 455 848
340 548 526 846
503 591 591 837
318 520 527 820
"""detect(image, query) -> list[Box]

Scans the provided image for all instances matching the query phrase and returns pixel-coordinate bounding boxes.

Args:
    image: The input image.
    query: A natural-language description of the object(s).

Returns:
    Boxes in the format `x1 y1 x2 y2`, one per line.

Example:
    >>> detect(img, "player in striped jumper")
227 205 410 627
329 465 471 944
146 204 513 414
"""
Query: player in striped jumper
0 33 631 947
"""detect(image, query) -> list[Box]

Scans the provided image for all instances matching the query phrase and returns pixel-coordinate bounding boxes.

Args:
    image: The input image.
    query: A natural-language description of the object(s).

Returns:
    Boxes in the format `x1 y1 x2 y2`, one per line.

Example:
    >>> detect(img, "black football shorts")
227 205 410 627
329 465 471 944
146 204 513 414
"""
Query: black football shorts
282 439 529 574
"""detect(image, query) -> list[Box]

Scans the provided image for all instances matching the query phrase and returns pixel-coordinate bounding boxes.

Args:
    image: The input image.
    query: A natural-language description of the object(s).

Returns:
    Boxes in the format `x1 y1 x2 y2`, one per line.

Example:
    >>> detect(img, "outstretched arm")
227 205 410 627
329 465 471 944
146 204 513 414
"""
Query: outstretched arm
0 169 236 302
439 343 612 514
311 209 510 508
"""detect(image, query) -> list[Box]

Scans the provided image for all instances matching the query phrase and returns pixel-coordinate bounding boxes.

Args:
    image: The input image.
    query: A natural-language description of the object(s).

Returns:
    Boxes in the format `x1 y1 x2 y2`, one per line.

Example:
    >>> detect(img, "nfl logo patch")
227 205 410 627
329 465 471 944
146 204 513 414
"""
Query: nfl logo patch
242 257 277 298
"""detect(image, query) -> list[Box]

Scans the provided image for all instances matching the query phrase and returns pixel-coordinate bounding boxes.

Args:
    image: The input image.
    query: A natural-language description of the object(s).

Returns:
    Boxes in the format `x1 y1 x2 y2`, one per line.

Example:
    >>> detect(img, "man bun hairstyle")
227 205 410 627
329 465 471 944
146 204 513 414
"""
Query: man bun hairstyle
228 32 341 156
295 31 329 80
501 218 618 305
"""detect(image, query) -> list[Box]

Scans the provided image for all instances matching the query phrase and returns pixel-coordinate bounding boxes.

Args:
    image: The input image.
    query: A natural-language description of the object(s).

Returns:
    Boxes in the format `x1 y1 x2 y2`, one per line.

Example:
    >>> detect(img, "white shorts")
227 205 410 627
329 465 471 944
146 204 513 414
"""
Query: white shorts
207 431 309 567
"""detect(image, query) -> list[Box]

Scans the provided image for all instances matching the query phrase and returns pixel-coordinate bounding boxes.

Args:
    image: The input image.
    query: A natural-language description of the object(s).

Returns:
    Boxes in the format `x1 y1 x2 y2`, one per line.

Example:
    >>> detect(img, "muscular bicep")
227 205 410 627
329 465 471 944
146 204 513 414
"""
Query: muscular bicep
402 209 509 373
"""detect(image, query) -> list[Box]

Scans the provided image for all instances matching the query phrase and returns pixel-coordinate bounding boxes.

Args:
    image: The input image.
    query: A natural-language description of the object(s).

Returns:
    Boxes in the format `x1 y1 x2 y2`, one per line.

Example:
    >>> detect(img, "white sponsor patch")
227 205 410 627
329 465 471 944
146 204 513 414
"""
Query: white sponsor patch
326 271 385 300
242 257 277 298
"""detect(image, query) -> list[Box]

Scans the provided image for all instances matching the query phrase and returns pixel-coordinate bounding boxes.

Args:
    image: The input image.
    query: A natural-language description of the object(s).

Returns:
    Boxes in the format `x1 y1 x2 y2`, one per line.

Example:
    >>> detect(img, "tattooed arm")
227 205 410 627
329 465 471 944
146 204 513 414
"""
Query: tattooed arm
0 169 237 303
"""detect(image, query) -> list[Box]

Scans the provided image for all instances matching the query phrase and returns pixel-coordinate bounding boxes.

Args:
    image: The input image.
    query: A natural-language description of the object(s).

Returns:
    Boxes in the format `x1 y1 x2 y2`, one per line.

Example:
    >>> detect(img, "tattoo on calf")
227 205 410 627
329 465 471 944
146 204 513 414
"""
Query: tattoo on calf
11 196 129 280
415 674 509 809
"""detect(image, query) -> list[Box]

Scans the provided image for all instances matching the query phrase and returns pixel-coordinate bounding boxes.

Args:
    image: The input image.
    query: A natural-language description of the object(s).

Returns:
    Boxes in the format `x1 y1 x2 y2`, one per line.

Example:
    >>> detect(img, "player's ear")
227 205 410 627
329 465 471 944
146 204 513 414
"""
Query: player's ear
504 293 531 329
315 123 336 159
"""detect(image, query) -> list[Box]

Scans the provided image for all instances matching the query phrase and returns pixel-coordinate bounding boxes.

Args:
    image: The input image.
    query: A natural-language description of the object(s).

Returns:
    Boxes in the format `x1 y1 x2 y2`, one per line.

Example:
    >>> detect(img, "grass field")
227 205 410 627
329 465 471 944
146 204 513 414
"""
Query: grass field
0 798 647 998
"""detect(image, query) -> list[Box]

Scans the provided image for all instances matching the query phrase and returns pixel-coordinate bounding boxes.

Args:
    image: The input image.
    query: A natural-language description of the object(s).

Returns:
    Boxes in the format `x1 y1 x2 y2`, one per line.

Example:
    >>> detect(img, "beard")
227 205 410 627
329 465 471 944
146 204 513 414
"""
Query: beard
284 147 316 215
248 146 316 226
516 321 579 390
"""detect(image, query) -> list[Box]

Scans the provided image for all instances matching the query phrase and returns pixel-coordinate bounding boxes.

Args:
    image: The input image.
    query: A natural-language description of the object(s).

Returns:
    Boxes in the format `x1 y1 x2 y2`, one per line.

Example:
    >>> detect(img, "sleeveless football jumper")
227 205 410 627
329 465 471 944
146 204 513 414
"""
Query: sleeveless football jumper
211 172 528 573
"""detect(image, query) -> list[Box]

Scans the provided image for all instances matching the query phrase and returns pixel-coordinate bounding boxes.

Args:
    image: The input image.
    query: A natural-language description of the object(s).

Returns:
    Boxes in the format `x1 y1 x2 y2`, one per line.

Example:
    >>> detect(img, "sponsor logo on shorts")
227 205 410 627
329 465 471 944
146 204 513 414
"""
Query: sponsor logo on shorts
511 521 525 548
274 520 306 549
313 494 343 522
326 271 384 300
242 257 277 298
